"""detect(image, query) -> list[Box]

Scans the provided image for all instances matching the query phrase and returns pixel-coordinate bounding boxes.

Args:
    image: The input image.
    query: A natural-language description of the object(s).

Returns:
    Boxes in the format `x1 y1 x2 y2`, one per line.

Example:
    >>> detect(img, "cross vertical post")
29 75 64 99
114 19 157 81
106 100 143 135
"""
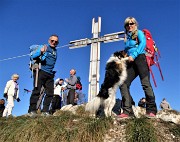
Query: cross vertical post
88 17 101 101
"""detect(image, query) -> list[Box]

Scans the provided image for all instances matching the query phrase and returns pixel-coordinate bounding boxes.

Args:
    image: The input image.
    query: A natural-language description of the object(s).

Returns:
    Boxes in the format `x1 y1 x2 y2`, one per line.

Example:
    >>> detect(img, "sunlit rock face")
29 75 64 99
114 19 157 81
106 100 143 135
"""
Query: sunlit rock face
156 109 180 124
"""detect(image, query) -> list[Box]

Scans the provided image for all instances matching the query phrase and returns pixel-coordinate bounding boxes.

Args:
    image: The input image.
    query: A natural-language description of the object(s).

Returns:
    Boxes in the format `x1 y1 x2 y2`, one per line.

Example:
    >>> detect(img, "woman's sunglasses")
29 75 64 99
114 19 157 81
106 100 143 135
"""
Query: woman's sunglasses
126 23 135 26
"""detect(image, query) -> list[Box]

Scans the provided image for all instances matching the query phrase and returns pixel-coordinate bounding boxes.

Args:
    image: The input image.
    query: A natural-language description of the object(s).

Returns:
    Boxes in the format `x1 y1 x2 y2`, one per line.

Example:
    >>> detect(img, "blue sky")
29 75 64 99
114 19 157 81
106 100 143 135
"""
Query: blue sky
0 0 179 116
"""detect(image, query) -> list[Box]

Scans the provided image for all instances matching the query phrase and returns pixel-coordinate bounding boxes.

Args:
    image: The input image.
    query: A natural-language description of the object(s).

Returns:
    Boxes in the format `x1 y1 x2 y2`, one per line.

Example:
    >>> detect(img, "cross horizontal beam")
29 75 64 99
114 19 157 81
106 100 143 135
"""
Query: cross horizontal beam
69 31 125 49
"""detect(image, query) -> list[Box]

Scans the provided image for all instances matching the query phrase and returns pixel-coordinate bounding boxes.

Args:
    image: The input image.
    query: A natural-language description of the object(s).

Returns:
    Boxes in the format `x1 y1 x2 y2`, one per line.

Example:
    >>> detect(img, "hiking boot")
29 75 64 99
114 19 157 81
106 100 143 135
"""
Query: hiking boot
41 112 51 117
25 111 38 117
145 112 156 118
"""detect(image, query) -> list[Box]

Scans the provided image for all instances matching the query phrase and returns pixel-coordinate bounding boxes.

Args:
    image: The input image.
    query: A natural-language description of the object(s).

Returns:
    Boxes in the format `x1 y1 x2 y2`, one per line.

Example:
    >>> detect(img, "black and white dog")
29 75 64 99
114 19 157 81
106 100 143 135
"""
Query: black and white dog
85 50 128 117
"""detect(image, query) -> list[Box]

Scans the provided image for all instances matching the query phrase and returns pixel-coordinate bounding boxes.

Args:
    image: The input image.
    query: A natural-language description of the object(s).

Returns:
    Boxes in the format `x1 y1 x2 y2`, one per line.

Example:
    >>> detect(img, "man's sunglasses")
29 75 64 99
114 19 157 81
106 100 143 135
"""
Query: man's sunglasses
50 40 59 45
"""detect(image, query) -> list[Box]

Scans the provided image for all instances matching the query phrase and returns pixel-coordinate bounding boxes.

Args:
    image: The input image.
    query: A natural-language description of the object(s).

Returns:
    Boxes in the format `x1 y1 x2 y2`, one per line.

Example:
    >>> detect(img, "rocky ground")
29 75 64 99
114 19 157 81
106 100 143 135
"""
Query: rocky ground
60 104 180 142
104 118 180 142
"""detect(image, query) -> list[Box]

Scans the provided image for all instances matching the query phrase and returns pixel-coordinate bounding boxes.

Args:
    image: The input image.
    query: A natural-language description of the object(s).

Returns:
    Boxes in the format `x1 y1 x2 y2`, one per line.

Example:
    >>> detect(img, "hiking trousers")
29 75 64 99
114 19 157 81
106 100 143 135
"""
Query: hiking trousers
28 70 54 113
51 95 61 114
3 96 14 117
120 54 157 115
67 89 75 105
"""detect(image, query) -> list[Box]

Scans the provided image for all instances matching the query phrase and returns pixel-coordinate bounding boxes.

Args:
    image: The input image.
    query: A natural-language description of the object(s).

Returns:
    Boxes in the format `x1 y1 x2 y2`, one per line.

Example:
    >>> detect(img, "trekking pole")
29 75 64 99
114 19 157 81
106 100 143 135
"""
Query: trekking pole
36 86 45 110
35 57 41 88
146 56 157 87
149 68 157 87
155 55 164 81
35 68 38 87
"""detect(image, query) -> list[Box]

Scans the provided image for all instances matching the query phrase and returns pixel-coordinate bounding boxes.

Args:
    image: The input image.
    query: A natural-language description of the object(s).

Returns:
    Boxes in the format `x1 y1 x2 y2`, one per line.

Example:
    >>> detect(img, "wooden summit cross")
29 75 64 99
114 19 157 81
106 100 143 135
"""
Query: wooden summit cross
69 17 124 102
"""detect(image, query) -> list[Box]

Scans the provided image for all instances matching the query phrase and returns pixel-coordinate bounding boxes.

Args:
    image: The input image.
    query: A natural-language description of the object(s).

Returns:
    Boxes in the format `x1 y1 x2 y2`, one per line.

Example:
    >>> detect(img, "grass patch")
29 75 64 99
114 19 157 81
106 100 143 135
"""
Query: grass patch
126 118 157 142
0 111 113 142
170 125 180 137
0 107 179 142
167 122 180 138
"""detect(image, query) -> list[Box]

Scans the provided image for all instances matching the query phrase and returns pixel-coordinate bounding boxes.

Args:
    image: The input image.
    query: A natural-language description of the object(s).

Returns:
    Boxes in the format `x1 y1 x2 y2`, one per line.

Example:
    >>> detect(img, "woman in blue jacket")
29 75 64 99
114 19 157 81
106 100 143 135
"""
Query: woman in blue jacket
118 17 157 118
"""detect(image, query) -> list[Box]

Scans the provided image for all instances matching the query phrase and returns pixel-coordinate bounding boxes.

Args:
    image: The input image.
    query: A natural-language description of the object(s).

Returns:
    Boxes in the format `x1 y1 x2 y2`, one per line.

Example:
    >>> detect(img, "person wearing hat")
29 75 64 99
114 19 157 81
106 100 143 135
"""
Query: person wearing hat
3 74 21 117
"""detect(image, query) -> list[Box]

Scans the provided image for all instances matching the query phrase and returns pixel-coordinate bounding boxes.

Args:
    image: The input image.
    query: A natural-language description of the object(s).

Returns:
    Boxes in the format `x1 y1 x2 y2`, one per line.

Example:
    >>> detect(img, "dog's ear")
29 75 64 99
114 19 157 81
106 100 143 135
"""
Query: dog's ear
113 50 128 58
119 50 128 58
113 51 120 57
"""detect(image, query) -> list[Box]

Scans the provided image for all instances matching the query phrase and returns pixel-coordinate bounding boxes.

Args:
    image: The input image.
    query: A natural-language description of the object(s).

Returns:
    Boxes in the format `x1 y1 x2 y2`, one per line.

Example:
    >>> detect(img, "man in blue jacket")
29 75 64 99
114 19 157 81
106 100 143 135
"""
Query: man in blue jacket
27 34 59 116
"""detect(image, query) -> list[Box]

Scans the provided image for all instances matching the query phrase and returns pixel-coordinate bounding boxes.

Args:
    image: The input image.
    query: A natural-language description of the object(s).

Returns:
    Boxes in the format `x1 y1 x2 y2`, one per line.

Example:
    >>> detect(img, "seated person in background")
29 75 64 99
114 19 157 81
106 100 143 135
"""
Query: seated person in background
138 97 146 108
160 98 171 110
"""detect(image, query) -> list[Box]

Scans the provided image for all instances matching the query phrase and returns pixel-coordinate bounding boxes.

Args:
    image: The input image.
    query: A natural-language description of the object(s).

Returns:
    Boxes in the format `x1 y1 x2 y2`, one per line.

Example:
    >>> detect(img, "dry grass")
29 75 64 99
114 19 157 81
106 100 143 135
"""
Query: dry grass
0 107 113 142
0 107 179 142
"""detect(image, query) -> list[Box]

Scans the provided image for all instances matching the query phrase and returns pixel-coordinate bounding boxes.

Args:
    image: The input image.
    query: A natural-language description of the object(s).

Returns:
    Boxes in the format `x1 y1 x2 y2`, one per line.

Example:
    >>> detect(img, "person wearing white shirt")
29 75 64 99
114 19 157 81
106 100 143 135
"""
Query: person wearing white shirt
50 78 67 114
3 74 20 117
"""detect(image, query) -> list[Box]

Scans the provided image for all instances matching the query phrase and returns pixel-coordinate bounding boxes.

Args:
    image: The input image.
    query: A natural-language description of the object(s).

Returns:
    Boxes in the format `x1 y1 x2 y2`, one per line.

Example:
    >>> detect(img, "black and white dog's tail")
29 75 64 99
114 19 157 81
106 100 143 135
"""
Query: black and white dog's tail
85 96 102 116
